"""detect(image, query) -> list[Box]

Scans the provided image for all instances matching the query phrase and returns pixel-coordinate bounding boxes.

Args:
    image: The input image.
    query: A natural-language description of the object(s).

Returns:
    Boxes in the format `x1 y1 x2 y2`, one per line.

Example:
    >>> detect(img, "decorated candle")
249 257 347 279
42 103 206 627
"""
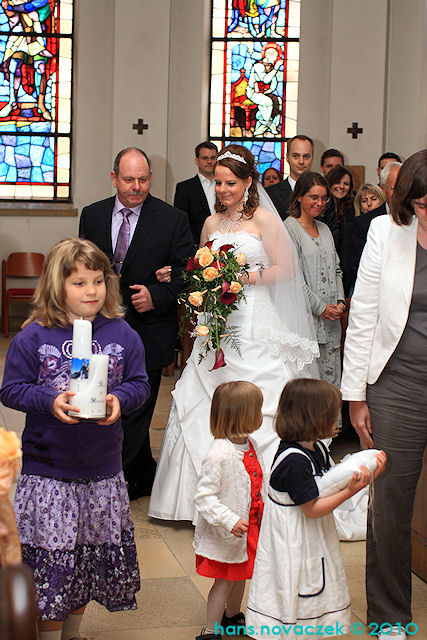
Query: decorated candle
68 319 109 419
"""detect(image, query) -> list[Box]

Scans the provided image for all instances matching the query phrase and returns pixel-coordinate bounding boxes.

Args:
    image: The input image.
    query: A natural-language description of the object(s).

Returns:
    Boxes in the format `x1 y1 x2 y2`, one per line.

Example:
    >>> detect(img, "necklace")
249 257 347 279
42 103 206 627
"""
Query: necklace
298 218 317 232
219 210 244 233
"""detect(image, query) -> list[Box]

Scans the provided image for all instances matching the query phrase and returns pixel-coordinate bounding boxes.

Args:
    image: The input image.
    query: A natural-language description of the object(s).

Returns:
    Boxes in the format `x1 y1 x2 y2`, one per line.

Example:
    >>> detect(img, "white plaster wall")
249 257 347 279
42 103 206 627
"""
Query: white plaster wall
386 0 427 158
166 0 211 204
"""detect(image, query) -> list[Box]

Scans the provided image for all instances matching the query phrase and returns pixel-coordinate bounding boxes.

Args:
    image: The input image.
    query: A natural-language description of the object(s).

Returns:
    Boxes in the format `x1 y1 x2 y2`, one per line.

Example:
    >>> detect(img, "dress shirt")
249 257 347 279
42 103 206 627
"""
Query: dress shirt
288 176 296 191
111 197 143 251
198 173 216 215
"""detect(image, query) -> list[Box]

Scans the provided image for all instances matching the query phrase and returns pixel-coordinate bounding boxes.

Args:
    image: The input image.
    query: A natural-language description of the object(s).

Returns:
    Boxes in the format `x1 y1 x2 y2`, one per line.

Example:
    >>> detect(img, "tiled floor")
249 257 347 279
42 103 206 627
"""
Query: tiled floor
0 333 425 639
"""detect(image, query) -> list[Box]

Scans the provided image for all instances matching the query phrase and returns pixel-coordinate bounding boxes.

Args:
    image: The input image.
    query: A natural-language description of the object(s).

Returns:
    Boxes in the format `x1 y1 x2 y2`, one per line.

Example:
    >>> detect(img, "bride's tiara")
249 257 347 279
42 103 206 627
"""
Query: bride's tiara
218 150 247 164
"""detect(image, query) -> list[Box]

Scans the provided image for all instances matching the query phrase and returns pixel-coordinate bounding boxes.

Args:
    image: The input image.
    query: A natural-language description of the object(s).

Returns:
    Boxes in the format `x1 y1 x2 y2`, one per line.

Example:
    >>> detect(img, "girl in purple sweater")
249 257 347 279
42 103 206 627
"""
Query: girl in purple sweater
0 238 150 640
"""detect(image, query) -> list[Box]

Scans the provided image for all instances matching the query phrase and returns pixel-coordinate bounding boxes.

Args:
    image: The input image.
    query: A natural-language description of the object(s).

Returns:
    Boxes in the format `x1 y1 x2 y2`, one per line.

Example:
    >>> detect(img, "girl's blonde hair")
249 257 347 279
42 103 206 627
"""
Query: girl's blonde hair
353 183 386 216
23 238 124 329
275 378 341 442
210 381 263 439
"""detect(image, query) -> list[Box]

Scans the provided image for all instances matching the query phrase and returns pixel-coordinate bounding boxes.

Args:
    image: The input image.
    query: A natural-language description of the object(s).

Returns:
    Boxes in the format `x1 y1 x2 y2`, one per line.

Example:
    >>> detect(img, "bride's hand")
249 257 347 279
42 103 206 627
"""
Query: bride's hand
238 272 255 285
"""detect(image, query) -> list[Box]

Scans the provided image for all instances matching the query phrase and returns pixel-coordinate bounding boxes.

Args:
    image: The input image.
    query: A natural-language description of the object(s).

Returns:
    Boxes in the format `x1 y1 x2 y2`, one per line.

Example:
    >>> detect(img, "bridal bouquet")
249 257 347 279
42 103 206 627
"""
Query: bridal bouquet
180 241 249 370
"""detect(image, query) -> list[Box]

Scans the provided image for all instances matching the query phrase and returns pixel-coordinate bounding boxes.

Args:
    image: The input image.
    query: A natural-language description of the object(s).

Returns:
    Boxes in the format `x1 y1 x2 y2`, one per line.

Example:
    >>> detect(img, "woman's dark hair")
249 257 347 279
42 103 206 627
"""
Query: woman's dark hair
214 144 259 218
288 172 330 218
326 165 354 221
275 378 342 442
391 149 427 226
261 167 281 186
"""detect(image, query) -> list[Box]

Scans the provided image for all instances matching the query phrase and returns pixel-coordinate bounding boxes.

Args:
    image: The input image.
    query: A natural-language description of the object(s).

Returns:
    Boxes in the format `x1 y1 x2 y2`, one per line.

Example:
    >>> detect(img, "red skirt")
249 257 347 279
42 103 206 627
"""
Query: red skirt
196 442 264 581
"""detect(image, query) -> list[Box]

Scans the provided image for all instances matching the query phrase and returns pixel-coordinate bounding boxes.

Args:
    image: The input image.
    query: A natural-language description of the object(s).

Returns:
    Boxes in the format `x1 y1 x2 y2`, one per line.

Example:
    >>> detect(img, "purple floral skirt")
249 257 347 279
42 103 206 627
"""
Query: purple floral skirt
14 471 140 621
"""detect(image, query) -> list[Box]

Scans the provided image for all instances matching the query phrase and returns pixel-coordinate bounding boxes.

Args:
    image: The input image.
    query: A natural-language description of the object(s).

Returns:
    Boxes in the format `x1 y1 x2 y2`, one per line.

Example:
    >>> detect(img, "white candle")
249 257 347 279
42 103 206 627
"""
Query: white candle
71 319 92 358
69 319 109 419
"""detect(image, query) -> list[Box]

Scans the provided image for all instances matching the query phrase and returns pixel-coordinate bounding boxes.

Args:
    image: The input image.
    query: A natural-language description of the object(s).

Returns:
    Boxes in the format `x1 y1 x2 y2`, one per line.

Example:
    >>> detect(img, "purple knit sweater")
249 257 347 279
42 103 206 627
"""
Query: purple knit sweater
0 315 150 480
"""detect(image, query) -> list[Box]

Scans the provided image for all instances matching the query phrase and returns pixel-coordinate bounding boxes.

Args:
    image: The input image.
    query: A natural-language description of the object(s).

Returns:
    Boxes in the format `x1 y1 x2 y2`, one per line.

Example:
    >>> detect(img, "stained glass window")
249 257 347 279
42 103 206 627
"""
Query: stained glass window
210 0 300 176
0 0 73 201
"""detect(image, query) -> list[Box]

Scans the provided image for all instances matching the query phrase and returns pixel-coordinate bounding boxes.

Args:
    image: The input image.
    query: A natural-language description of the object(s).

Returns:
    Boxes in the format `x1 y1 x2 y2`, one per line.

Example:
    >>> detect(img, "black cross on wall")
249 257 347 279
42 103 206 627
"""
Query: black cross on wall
347 122 363 139
133 118 149 135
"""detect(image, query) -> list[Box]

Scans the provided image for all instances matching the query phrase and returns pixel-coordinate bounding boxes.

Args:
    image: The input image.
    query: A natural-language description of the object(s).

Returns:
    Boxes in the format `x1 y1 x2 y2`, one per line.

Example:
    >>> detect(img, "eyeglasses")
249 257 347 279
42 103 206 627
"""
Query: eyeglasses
307 195 329 204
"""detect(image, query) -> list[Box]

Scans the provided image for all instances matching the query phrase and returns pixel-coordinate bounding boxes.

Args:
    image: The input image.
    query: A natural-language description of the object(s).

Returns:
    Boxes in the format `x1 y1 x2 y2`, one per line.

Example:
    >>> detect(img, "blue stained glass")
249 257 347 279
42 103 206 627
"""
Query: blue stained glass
31 136 45 145
0 1 73 199
2 135 16 146
6 165 16 181
16 153 32 168
17 167 31 181
5 145 14 165
31 167 43 182
30 145 44 166
42 147 54 167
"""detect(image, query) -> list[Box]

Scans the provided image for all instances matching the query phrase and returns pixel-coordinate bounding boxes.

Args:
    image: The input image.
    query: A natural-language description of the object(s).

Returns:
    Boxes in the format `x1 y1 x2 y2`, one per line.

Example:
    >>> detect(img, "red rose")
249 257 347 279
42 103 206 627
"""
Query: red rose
205 240 214 250
219 243 234 253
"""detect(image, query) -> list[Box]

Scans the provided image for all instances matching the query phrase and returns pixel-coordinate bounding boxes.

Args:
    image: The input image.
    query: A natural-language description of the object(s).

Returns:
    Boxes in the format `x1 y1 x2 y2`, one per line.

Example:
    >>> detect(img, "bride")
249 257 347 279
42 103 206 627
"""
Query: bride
148 144 319 522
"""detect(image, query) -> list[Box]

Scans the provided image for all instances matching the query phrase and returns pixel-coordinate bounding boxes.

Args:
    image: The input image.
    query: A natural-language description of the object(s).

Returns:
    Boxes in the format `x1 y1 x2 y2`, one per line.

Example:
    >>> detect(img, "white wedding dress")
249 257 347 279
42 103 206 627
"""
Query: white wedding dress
149 230 301 522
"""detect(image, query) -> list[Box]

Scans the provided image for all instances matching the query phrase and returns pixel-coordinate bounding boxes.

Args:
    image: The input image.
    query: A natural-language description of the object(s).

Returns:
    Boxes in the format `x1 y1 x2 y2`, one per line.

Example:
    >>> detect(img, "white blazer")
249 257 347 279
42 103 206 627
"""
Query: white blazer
341 214 418 401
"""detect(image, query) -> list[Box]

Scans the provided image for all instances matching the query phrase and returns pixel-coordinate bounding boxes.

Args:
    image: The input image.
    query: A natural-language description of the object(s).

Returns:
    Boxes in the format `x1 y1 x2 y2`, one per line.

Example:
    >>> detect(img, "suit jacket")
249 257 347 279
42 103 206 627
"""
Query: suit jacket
341 214 418 400
340 202 387 295
79 193 195 370
174 175 211 246
266 177 292 220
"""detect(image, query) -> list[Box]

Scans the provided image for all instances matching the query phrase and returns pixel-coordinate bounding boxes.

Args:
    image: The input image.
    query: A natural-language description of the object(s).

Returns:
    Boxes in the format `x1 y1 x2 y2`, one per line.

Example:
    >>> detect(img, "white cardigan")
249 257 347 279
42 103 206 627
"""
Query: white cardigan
341 214 418 401
193 437 267 563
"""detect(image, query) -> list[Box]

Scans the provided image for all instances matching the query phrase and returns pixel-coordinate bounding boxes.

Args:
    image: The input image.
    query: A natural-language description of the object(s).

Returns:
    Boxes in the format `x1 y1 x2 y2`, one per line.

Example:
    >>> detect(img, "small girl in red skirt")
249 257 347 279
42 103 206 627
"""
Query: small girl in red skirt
193 381 266 640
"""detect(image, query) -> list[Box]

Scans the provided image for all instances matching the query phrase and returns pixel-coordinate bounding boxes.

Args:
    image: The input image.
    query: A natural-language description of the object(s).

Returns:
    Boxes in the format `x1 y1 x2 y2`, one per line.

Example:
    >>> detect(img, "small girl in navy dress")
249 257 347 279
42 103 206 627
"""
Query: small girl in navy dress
0 238 150 640
246 379 386 640
193 381 266 640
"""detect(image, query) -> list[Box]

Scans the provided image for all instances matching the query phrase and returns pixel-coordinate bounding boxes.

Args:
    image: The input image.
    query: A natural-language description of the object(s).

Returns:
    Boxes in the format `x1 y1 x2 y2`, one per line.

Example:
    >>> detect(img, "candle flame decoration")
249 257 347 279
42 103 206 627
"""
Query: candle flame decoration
68 319 109 419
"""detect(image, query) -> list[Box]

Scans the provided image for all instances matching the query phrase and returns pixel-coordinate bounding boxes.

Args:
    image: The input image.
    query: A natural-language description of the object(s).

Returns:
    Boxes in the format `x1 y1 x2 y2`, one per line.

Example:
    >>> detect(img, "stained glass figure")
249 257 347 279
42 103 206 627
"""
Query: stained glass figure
0 0 73 200
210 0 300 175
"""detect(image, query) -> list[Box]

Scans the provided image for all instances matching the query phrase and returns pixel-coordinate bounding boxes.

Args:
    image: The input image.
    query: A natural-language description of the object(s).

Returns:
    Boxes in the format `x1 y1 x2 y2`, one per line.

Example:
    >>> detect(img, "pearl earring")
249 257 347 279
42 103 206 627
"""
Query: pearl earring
243 187 249 205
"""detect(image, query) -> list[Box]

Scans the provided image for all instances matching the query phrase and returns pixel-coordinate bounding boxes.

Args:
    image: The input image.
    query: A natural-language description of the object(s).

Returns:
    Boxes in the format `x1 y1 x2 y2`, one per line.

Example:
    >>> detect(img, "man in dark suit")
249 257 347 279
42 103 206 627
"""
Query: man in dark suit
79 147 195 499
266 134 314 219
174 141 218 246
341 161 401 295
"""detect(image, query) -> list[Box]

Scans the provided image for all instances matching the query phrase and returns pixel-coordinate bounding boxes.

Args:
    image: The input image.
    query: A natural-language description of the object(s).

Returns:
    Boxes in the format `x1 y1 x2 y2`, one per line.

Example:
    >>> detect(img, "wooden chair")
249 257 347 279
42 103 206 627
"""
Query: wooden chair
1 252 44 337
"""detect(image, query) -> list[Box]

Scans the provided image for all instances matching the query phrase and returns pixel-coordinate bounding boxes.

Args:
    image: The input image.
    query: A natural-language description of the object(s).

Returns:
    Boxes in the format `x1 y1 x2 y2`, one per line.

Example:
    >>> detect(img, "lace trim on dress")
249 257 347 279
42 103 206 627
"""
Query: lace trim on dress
166 399 181 456
252 326 319 372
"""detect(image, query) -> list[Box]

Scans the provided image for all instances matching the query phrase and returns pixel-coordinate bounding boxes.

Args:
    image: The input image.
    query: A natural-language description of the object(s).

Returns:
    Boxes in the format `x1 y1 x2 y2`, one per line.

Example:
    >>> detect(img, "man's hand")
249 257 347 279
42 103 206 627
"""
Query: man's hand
52 391 80 424
129 284 153 313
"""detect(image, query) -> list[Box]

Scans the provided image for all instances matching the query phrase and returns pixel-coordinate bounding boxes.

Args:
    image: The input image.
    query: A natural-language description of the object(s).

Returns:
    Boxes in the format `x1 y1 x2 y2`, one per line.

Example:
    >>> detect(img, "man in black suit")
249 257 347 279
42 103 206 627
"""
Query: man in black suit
341 160 401 295
79 147 195 499
266 134 314 219
174 141 218 246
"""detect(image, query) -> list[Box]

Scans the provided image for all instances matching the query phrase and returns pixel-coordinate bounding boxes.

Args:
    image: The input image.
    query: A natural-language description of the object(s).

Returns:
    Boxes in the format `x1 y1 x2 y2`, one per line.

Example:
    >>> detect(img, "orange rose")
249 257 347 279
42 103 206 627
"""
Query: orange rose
0 429 21 461
195 325 209 337
229 281 242 294
195 247 214 267
236 252 247 266
202 266 219 281
188 291 204 306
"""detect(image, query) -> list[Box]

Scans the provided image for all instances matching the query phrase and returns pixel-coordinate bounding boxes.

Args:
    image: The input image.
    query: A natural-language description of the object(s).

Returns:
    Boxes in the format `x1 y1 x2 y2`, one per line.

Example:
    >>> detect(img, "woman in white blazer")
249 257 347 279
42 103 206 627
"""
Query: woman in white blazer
341 149 427 640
